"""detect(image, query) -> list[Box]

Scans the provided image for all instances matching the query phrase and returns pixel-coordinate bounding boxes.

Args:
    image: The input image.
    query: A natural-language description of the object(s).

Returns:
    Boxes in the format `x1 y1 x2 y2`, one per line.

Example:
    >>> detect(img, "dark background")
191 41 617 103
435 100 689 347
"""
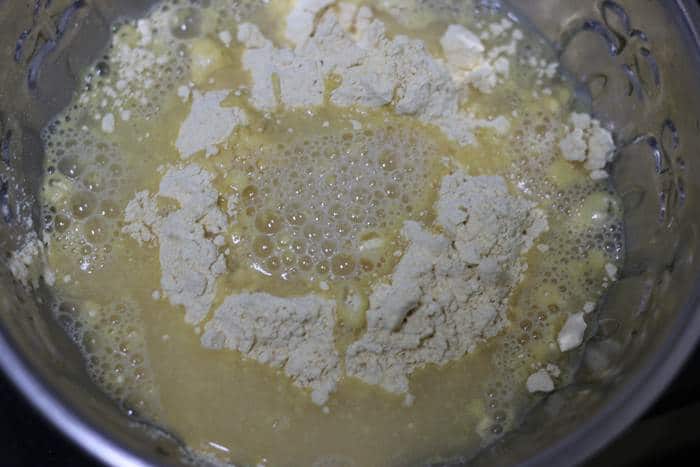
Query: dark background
2 347 700 466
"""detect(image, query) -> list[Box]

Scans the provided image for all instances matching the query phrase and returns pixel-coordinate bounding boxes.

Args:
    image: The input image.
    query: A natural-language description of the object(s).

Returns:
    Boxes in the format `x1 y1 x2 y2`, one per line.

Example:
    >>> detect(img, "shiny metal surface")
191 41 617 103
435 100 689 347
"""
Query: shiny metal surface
0 1 699 466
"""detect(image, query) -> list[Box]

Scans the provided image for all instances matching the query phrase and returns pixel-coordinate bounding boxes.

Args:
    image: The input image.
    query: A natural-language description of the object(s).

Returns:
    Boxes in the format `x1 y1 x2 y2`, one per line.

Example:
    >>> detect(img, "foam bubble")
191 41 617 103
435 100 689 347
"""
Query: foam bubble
230 124 441 285
53 299 158 414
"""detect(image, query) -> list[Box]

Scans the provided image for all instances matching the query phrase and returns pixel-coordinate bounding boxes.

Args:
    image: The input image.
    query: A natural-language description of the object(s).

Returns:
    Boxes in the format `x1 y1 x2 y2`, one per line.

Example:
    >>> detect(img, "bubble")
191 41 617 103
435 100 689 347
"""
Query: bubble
242 185 257 203
359 258 374 271
255 211 283 234
54 214 72 233
281 252 296 266
331 254 355 276
304 225 321 241
109 164 123 177
71 192 96 219
83 171 105 192
95 61 110 77
265 256 281 271
317 261 329 275
170 7 202 39
379 151 398 171
299 256 313 270
253 236 274 257
84 218 108 244
100 200 120 218
321 241 336 257
58 156 83 179
287 211 306 226
336 223 349 236
348 209 363 224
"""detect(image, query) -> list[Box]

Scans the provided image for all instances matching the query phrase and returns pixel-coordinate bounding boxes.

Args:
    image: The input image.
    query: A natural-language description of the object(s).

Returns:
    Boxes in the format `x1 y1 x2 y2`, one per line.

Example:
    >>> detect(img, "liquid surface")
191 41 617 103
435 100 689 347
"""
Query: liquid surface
38 1 624 465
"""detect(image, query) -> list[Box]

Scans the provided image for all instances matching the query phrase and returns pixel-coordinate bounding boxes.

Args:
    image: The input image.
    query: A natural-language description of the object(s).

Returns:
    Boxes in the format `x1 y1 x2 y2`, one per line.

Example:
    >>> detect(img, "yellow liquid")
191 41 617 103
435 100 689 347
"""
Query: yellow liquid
39 1 624 465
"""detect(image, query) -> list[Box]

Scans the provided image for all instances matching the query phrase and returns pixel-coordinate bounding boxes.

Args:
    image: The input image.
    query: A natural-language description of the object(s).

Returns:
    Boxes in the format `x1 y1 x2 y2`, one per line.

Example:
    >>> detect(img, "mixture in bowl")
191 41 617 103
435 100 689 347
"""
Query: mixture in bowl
10 0 624 465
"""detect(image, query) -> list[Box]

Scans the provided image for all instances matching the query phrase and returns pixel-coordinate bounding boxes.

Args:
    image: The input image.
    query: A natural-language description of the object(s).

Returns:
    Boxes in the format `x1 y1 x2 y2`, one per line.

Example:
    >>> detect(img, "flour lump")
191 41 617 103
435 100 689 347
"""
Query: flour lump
123 191 161 246
559 112 616 179
8 232 44 286
237 5 511 146
440 24 514 94
285 0 337 46
345 171 547 395
201 293 341 405
526 369 554 393
123 164 227 325
175 90 248 160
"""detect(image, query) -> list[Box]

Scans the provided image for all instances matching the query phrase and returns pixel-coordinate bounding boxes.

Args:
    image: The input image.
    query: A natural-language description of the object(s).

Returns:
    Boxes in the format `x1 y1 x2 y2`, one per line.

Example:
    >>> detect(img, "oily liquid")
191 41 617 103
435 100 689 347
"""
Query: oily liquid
39 1 624 466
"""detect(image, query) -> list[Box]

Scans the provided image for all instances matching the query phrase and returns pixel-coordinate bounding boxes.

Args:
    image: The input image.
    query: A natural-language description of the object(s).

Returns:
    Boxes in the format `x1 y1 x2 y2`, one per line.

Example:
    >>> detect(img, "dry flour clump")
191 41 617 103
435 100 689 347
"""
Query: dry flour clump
123 164 227 325
559 113 616 180
526 369 554 393
237 5 510 146
285 0 337 46
201 293 341 406
122 191 161 246
8 232 45 286
440 23 518 94
175 90 248 159
345 172 547 395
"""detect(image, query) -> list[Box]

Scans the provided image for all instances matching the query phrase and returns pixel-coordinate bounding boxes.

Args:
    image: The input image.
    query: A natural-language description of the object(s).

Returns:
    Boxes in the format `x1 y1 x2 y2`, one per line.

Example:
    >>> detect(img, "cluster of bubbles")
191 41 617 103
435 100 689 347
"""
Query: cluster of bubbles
35 0 270 421
40 124 128 274
36 1 218 274
94 0 265 122
37 0 271 267
480 198 624 438
79 3 198 120
234 125 441 285
464 87 625 437
164 0 263 36
54 300 157 415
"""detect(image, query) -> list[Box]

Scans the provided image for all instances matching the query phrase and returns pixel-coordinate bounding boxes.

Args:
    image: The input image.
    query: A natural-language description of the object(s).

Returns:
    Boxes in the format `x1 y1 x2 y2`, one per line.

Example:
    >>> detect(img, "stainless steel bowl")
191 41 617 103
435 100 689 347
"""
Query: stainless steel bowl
1 1 699 465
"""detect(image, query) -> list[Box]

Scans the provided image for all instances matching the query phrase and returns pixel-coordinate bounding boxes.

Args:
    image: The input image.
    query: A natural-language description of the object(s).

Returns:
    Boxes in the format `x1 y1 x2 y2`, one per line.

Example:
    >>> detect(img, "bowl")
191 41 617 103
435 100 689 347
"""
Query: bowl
1 1 699 465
